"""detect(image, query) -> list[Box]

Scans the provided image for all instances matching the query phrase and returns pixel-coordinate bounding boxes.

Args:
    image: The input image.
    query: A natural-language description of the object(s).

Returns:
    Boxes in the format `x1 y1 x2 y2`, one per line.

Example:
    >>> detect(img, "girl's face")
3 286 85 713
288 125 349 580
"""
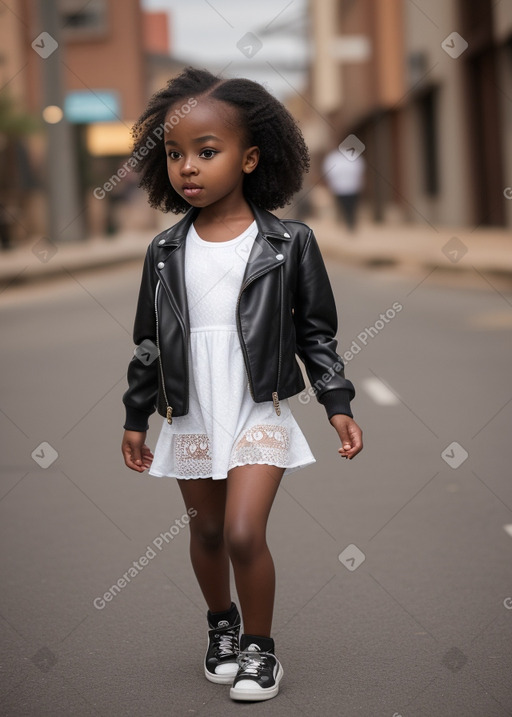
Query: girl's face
164 98 259 213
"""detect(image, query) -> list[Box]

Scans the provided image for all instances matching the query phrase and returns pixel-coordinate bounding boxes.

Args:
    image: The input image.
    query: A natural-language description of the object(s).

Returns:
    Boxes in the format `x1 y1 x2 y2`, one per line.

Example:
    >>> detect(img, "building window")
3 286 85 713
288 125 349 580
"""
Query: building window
60 0 108 40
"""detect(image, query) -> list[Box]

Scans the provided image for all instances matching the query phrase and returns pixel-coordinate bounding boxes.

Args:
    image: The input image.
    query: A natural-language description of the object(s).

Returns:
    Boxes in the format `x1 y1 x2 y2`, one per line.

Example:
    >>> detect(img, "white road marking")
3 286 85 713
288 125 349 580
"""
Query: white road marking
468 312 512 330
503 525 512 538
361 377 400 405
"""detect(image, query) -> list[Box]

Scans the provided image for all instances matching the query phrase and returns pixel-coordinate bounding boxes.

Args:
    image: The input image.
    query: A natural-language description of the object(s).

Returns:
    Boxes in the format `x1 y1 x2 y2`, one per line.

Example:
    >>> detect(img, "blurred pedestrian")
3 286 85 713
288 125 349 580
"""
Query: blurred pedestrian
121 68 362 703
323 144 365 231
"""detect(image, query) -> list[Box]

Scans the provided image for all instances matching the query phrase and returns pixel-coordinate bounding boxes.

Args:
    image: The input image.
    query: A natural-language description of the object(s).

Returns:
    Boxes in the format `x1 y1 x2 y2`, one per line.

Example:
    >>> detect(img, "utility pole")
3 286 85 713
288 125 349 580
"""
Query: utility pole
36 0 85 241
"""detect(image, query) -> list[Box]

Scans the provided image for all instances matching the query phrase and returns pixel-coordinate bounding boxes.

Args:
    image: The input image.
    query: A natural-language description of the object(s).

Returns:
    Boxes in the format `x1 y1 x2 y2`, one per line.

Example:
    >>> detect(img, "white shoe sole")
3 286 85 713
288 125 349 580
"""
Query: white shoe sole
229 663 283 701
204 663 238 684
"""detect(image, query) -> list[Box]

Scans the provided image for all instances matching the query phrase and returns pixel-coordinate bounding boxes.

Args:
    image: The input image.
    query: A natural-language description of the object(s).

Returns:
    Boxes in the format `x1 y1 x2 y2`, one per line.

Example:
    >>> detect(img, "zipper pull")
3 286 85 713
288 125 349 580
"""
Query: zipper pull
272 391 281 416
166 406 173 424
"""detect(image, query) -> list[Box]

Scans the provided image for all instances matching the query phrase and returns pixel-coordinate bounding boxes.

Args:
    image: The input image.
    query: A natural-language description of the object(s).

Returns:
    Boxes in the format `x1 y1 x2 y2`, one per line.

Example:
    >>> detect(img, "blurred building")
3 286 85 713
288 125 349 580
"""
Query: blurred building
309 0 512 228
0 2 41 245
1 0 183 241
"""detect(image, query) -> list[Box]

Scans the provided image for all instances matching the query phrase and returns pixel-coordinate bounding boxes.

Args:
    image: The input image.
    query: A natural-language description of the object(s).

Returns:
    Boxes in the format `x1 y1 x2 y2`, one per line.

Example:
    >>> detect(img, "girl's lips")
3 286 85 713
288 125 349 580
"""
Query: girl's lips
183 186 202 197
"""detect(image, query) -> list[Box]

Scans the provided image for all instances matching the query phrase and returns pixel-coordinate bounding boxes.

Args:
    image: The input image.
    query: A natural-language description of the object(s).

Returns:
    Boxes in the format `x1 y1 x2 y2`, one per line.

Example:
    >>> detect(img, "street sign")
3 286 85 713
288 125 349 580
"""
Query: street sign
64 90 120 123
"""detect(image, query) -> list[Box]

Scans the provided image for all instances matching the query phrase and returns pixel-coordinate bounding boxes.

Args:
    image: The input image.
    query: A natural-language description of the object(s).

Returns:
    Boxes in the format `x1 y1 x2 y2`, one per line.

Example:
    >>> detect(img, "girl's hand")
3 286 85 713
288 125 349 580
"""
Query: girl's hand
122 430 154 472
329 414 363 460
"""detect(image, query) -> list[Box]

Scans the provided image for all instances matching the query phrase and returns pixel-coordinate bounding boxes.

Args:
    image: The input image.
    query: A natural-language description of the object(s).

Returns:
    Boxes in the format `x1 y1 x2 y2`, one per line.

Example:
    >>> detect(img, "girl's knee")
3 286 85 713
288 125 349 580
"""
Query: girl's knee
224 523 266 563
190 519 224 549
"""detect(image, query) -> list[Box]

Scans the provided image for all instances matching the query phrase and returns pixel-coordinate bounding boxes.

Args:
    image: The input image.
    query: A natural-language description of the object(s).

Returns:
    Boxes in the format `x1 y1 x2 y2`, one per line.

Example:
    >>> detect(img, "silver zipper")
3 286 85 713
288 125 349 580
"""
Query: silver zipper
273 264 283 416
236 268 270 400
236 245 283 411
236 287 256 400
154 281 173 424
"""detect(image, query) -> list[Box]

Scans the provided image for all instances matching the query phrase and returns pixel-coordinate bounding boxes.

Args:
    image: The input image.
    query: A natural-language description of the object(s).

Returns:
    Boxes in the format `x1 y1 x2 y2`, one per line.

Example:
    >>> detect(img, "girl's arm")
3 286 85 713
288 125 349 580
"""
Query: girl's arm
122 243 160 432
294 228 354 415
122 244 160 471
122 430 154 472
294 228 363 459
329 414 363 460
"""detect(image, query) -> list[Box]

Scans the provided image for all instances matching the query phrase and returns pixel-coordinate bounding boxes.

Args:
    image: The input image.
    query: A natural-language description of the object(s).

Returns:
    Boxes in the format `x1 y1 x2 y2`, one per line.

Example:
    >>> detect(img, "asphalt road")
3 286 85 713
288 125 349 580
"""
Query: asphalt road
1 257 511 717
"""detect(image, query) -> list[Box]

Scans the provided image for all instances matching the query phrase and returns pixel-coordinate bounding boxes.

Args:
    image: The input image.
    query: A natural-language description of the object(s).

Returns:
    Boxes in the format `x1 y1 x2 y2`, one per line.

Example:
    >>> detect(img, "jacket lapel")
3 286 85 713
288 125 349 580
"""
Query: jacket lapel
242 233 284 287
241 201 293 285
155 210 197 333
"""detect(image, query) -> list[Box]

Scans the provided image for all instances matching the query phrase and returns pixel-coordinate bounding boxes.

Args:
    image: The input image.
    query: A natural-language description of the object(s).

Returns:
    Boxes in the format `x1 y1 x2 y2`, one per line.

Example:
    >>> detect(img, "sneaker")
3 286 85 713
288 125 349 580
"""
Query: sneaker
204 615 240 684
230 643 283 701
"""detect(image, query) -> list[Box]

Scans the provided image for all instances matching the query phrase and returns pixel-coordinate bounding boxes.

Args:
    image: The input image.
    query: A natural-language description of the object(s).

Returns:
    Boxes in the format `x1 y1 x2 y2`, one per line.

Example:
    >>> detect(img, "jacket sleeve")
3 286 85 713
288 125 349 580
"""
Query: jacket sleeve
122 243 160 431
294 229 355 418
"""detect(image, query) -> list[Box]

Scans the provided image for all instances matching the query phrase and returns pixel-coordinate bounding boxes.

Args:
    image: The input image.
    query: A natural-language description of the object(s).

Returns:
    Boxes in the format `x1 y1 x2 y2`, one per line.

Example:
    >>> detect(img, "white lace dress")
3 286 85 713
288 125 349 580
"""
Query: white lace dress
149 221 316 480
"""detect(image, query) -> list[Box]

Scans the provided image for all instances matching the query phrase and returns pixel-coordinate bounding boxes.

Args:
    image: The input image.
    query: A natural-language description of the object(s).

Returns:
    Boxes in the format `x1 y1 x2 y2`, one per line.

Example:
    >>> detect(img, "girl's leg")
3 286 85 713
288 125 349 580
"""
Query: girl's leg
177 478 231 612
224 464 285 637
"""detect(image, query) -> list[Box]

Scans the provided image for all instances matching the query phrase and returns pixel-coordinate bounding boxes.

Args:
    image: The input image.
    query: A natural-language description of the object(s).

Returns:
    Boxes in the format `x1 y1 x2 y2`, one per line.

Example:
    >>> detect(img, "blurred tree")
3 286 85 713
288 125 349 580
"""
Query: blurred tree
0 92 40 249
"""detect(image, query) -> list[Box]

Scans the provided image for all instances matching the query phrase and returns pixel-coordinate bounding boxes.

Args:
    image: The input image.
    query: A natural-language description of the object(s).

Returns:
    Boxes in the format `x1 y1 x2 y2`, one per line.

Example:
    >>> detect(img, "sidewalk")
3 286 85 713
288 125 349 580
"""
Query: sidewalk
1 218 511 290
308 217 512 279
0 230 155 289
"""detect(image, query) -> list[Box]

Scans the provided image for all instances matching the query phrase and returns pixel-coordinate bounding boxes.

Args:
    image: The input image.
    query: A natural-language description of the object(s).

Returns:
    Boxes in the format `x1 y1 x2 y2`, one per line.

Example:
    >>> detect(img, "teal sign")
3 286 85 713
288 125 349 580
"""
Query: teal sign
65 90 120 123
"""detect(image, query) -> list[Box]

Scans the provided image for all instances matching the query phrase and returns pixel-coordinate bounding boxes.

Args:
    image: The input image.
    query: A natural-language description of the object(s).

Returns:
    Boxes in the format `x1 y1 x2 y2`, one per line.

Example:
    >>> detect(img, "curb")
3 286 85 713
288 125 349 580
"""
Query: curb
310 220 512 282
0 250 147 289
0 235 151 291
318 243 512 282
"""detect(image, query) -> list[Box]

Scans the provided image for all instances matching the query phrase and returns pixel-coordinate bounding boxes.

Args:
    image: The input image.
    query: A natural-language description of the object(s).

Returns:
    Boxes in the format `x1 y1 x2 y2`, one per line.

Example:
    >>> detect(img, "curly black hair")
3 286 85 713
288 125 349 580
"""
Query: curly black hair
131 66 310 213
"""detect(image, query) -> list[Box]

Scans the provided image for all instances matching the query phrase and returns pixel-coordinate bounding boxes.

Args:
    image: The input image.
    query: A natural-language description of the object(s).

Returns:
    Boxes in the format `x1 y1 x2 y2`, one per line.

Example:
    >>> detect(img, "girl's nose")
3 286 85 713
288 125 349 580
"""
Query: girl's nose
181 157 198 176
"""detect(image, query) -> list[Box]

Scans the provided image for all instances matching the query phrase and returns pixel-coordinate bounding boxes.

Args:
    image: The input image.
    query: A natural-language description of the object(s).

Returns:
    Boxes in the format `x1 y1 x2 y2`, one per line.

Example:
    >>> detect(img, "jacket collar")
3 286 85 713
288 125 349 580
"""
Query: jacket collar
155 201 291 317
156 200 293 247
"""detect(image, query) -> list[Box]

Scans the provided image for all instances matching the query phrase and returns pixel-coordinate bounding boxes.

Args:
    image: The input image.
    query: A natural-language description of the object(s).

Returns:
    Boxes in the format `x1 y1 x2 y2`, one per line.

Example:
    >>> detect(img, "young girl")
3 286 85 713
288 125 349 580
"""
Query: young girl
121 67 363 702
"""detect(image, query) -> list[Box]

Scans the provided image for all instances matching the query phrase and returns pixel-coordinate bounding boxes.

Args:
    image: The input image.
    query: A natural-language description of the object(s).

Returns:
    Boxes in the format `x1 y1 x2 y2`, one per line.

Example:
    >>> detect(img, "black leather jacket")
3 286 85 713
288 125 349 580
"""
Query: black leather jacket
123 202 355 431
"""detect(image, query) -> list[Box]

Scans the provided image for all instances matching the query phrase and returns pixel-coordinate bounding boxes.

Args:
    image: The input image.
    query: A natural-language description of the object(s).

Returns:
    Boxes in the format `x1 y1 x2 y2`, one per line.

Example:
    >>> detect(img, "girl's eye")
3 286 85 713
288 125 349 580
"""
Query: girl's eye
200 149 217 159
167 151 181 160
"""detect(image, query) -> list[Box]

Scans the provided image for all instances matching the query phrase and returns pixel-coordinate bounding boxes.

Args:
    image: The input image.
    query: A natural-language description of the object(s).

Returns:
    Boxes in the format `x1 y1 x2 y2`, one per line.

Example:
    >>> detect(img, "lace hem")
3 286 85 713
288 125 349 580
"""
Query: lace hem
229 424 290 468
171 425 292 477
175 433 212 477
